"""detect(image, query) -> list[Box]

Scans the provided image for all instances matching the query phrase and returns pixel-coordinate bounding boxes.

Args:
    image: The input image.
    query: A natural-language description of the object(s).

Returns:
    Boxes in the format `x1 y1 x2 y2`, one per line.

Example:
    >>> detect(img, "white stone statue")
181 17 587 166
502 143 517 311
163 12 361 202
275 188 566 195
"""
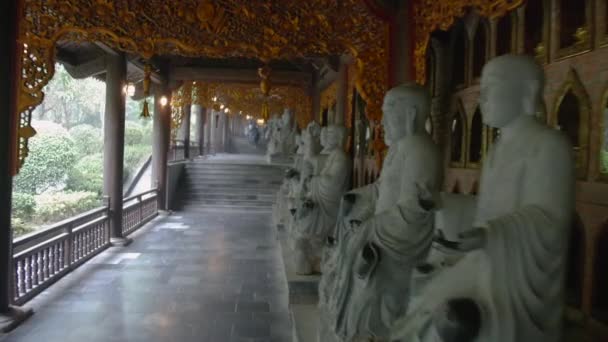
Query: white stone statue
265 114 281 151
390 55 575 342
292 124 352 275
273 121 322 229
266 108 298 161
317 83 443 341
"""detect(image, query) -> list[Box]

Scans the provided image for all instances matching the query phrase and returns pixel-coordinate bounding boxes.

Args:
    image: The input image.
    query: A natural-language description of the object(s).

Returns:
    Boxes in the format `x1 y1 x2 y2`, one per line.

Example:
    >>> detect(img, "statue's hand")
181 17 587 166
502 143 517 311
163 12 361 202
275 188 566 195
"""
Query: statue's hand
434 229 459 250
457 228 487 252
326 236 336 247
285 168 299 179
304 198 315 209
341 193 357 216
343 193 357 204
349 219 362 229
416 182 435 211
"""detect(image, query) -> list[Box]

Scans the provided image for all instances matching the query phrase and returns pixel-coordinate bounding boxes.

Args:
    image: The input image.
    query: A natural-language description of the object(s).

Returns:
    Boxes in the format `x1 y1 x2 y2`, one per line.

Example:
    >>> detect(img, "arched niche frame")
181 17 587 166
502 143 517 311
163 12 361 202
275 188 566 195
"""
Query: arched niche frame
13 0 390 175
449 100 467 168
600 85 608 179
471 18 490 81
557 0 592 58
592 221 608 322
467 106 484 168
411 0 525 85
551 68 591 179
495 10 515 56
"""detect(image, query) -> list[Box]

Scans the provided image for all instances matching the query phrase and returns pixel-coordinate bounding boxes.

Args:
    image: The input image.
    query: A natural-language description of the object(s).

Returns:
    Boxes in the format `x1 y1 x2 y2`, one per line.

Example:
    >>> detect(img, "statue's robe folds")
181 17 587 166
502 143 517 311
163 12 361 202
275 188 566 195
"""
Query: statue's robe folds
273 152 304 228
391 119 574 342
319 134 442 341
292 149 351 264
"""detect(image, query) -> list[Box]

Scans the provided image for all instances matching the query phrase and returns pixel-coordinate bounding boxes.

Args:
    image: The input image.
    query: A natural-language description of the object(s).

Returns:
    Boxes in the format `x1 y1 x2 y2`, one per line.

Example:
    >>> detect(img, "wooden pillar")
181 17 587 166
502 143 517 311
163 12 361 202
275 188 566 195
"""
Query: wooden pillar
311 70 321 123
223 113 229 152
181 104 191 159
103 52 129 245
335 61 348 126
0 0 33 329
390 1 413 85
205 110 212 154
152 80 171 210
193 105 205 156
0 0 16 315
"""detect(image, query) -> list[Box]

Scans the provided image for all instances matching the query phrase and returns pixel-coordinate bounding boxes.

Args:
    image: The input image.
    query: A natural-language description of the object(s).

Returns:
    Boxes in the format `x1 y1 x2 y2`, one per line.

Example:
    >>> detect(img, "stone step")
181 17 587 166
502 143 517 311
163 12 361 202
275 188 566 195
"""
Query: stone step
182 188 278 195
185 164 285 171
178 205 273 213
182 191 276 201
184 167 284 173
180 181 282 189
183 179 283 185
181 178 284 185
181 199 274 206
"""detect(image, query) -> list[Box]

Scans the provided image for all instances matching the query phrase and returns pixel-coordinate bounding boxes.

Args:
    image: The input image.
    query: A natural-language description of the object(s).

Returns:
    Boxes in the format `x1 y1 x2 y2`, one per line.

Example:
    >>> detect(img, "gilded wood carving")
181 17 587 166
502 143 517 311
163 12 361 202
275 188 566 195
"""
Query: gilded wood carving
174 81 312 134
14 0 389 174
412 0 525 84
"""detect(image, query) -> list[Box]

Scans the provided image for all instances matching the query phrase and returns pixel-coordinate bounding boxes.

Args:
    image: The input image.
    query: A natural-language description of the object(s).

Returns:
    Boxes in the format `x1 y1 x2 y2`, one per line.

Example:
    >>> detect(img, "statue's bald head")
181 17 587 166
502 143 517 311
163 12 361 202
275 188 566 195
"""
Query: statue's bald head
482 54 544 91
480 55 545 127
382 83 430 144
385 83 430 119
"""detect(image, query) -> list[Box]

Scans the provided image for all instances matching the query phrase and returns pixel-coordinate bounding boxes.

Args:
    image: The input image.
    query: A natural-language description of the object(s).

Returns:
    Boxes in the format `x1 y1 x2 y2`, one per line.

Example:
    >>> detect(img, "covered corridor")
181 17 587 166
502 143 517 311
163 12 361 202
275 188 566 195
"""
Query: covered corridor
1 155 291 342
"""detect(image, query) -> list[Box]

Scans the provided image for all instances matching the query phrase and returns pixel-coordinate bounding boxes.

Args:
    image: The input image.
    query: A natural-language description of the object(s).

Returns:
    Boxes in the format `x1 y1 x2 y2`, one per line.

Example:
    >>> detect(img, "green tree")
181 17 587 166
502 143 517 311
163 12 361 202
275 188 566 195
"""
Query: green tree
67 153 104 194
33 64 105 129
69 124 103 158
125 121 144 145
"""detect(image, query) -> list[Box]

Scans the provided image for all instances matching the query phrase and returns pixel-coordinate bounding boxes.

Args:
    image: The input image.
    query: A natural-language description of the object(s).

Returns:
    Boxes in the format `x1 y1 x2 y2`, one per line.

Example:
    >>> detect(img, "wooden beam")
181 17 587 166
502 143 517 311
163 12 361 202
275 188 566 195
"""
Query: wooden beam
170 67 312 87
62 56 106 79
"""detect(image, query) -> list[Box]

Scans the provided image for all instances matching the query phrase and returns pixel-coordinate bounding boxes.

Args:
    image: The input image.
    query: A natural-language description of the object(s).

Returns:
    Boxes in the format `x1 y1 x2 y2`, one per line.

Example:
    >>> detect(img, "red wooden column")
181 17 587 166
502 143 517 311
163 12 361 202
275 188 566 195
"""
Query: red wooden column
103 52 129 246
152 79 171 210
192 105 205 156
181 104 191 159
0 0 33 331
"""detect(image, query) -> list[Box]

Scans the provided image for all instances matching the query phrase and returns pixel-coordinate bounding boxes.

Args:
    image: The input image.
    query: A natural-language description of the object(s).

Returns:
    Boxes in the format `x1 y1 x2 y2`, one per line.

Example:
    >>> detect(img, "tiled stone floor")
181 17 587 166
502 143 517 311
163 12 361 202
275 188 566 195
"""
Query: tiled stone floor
1 210 292 342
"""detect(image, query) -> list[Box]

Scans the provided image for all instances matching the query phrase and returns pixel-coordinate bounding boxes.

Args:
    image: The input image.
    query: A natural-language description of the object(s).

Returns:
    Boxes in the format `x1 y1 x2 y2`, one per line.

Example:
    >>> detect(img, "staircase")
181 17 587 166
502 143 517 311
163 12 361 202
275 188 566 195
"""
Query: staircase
177 157 285 212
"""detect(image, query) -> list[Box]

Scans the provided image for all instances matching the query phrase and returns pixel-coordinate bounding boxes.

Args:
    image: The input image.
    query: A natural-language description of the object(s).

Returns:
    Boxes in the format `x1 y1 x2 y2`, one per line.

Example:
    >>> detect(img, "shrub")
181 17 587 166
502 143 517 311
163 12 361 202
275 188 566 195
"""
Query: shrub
69 124 103 157
67 153 104 194
125 122 145 146
140 122 153 145
33 191 100 225
124 145 151 178
601 150 608 174
13 132 76 194
11 218 36 238
12 192 36 221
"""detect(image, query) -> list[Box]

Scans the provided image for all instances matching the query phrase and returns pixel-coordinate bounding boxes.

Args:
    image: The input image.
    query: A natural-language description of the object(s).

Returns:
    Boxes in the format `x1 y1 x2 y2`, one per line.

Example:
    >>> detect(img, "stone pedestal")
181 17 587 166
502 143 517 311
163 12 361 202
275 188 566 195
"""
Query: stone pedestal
276 223 321 342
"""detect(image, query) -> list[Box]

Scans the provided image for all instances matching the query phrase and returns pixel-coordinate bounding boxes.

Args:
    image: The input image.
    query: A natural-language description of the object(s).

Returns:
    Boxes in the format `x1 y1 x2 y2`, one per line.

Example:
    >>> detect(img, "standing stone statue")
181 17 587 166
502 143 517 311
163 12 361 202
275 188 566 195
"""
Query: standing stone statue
265 114 280 147
292 124 352 275
266 108 298 162
318 83 442 341
391 55 575 342
273 121 322 229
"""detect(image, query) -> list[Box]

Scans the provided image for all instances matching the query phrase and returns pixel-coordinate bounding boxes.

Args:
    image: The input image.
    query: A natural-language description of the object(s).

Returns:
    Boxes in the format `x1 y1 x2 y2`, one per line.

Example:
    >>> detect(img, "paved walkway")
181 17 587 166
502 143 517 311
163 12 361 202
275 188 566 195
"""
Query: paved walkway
1 193 291 341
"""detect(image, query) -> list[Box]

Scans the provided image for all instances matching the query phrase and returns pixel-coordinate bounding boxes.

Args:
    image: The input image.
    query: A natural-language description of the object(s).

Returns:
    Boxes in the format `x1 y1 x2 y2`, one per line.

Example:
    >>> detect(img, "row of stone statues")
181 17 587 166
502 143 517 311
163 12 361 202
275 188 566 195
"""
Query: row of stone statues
272 55 575 342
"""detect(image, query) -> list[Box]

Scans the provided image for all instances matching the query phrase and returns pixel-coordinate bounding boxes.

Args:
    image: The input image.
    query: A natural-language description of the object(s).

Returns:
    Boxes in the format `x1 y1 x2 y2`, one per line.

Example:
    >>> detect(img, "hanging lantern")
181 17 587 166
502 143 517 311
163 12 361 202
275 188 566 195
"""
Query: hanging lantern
140 63 152 118
258 65 271 120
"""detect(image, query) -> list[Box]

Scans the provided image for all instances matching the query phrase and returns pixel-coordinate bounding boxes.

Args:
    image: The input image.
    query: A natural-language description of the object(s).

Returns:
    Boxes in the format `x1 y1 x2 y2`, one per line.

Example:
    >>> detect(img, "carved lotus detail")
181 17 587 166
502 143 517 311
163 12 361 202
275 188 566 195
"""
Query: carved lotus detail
196 1 215 23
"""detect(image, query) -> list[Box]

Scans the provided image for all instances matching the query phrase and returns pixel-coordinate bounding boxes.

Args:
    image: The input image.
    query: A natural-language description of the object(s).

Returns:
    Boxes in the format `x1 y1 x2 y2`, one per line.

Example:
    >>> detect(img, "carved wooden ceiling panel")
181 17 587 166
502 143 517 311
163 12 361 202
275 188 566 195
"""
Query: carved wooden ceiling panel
13 0 389 174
